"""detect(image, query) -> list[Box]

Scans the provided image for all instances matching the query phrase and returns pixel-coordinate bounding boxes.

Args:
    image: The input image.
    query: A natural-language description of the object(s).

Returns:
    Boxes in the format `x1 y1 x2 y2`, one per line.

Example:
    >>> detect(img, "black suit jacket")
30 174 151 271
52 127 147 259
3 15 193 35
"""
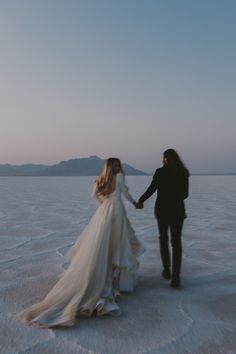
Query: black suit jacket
139 165 189 220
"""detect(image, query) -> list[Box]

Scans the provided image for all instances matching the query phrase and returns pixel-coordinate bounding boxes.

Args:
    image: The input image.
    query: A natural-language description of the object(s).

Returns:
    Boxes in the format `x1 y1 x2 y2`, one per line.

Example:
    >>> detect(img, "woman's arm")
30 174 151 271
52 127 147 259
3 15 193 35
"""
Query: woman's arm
117 173 136 204
91 182 103 203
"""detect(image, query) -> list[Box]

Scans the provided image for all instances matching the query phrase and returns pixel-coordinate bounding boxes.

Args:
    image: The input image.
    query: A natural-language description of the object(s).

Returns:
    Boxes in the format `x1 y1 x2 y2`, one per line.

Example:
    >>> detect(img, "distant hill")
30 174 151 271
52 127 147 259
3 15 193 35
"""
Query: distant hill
0 156 148 176
0 163 47 176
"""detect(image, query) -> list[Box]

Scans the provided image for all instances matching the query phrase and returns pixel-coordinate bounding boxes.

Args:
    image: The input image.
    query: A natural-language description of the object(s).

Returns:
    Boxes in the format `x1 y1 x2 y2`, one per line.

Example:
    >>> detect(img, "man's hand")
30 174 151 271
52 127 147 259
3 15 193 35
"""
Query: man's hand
135 201 144 209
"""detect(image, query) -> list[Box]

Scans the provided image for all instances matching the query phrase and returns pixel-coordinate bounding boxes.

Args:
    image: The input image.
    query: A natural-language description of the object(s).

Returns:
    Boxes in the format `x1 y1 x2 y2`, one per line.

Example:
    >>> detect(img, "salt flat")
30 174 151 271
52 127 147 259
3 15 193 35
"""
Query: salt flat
0 176 235 354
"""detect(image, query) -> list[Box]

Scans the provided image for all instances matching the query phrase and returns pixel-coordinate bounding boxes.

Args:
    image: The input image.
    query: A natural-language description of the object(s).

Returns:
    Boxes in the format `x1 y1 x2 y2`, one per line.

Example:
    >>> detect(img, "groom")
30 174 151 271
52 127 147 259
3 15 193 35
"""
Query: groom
136 149 189 288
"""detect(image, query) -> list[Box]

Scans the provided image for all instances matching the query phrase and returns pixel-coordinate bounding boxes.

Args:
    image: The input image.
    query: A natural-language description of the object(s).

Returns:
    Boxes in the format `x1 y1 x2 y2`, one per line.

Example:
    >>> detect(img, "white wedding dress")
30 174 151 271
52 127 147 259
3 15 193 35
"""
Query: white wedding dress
17 173 144 328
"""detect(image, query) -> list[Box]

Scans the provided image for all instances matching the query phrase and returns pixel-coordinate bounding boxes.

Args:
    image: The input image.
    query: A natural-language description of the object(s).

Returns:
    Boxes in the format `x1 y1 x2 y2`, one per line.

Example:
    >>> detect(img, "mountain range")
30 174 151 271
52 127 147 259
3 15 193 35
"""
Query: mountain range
0 156 148 176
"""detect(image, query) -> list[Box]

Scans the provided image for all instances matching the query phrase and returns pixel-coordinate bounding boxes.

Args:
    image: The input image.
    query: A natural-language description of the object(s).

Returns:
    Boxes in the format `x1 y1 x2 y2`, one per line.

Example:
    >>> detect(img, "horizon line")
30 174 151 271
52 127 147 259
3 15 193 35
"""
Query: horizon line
0 156 235 176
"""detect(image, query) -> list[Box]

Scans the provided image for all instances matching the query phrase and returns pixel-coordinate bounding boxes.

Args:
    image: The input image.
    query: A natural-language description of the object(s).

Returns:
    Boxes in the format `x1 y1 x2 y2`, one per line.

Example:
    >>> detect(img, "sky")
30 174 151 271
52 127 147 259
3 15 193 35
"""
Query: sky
0 0 235 174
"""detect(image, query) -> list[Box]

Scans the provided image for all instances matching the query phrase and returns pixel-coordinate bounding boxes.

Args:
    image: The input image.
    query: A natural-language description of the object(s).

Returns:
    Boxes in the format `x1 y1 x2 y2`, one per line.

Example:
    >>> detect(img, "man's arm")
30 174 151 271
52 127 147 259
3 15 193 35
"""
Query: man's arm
183 174 189 200
139 170 158 204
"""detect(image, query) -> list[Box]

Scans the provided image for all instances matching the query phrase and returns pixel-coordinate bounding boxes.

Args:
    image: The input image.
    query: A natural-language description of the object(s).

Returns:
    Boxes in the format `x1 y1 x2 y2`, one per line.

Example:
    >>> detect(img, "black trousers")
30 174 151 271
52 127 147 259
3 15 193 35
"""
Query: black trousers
157 216 184 278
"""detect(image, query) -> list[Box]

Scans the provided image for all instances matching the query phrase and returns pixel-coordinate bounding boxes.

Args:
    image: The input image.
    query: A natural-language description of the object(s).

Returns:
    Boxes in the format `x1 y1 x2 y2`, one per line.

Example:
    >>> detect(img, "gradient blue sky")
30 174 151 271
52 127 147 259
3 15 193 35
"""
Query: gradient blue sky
0 0 235 173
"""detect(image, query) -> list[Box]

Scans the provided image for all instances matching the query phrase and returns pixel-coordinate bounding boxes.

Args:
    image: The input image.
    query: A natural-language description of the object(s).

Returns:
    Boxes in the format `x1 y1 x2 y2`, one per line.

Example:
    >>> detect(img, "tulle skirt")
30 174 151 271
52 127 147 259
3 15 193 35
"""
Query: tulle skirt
17 197 145 327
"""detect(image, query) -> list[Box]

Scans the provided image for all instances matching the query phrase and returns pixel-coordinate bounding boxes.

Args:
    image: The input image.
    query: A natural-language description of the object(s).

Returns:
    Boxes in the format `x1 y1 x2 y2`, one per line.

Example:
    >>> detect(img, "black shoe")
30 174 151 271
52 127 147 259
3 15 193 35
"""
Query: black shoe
170 276 181 289
162 269 171 280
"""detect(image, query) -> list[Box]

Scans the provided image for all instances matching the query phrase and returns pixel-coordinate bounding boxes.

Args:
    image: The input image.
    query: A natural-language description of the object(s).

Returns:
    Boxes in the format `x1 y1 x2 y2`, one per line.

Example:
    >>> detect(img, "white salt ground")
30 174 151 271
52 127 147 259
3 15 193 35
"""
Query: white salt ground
0 175 235 354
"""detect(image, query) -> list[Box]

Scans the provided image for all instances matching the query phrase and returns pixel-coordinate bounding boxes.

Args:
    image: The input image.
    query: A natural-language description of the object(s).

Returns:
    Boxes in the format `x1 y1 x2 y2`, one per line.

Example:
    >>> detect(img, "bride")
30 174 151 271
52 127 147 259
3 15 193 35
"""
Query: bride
17 158 144 328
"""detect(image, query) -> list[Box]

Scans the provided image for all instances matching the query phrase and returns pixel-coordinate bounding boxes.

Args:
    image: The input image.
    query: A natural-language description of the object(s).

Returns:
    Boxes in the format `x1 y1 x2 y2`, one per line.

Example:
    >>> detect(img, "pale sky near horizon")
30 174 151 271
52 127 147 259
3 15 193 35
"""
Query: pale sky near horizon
0 0 235 174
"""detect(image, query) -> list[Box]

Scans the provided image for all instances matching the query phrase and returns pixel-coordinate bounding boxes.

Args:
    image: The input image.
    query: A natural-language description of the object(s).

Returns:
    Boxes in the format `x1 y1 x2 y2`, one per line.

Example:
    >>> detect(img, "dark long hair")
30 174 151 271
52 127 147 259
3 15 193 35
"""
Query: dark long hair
163 149 190 176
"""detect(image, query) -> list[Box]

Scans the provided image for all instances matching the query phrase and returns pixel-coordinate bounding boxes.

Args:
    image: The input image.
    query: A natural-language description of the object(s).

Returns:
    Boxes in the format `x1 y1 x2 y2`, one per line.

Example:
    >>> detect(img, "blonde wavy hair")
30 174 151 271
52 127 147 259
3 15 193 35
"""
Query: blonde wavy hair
96 158 124 197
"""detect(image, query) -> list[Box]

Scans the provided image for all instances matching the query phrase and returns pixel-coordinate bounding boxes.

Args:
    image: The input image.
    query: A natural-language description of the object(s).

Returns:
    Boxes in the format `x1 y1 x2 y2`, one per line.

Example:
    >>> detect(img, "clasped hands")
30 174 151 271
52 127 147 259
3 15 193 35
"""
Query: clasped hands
133 201 144 209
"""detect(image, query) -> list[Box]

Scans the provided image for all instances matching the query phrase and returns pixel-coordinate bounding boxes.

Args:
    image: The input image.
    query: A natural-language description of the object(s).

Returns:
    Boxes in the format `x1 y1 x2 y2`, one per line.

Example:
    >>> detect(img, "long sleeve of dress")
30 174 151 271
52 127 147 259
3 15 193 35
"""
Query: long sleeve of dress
117 173 135 204
91 182 103 204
